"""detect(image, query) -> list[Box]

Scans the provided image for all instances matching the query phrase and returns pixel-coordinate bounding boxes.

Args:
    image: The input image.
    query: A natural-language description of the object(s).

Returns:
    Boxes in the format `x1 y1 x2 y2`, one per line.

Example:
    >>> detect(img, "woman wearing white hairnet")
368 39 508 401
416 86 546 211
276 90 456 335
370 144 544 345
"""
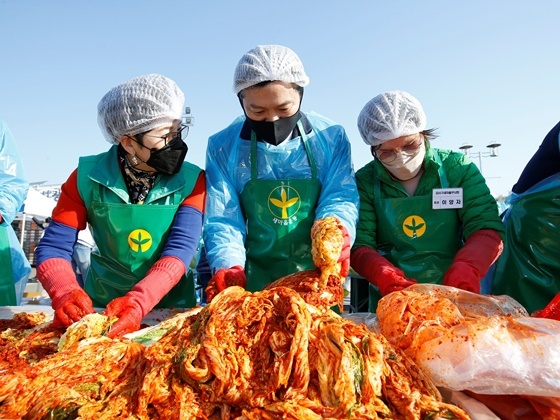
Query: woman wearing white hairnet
35 74 205 337
350 90 504 311
203 45 359 300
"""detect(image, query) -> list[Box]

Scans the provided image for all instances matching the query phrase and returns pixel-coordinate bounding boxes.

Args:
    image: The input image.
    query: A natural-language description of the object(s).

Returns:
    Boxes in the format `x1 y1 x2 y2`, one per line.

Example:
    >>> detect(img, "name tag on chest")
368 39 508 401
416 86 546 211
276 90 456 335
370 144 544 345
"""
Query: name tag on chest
432 188 463 209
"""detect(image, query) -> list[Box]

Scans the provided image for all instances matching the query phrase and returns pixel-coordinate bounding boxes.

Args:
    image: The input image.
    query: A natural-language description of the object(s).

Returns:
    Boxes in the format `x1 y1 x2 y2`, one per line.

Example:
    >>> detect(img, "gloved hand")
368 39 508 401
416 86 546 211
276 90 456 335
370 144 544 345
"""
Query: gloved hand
350 246 417 296
532 292 560 321
105 256 186 338
442 262 480 293
37 258 95 327
52 289 95 328
105 295 143 338
443 229 503 294
206 265 246 303
338 225 351 278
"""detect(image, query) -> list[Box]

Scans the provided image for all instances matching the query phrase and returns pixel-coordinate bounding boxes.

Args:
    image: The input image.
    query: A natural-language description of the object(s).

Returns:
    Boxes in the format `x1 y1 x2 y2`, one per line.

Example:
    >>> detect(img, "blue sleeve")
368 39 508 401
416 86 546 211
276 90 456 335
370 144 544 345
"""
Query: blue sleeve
203 132 248 272
35 220 78 264
161 205 203 268
314 126 360 243
0 120 29 223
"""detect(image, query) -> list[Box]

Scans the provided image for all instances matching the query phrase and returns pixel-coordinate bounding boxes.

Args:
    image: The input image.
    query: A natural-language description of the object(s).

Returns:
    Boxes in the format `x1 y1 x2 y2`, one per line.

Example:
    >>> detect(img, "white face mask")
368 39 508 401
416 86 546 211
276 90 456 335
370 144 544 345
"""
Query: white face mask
381 143 426 181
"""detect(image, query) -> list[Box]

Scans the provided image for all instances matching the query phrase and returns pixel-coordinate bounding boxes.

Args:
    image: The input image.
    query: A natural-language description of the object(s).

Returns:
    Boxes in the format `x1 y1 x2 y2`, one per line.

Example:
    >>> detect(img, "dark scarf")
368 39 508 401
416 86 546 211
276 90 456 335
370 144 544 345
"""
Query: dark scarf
117 145 156 204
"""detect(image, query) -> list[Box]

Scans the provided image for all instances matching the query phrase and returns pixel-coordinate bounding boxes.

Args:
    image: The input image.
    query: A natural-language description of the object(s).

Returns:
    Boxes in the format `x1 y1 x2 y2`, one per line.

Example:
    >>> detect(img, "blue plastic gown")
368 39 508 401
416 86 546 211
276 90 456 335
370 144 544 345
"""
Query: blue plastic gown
204 112 359 272
0 121 28 223
0 120 31 303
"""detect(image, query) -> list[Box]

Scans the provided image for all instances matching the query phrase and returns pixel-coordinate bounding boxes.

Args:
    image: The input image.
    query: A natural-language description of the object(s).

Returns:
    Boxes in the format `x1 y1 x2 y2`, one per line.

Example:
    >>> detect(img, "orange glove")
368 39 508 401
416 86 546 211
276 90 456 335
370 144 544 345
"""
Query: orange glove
206 265 246 303
443 229 503 294
37 258 95 327
105 256 186 338
533 292 560 321
338 226 351 278
350 246 417 296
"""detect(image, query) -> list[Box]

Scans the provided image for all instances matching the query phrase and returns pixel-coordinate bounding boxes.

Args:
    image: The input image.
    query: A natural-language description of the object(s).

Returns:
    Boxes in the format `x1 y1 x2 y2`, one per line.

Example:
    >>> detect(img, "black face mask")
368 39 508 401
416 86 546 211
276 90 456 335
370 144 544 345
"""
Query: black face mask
135 135 188 175
246 110 302 146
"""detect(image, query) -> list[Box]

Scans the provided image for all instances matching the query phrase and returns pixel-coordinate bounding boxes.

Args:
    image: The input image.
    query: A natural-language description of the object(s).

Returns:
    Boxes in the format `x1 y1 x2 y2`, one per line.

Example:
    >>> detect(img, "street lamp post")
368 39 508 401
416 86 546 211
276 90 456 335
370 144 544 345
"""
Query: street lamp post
458 141 501 174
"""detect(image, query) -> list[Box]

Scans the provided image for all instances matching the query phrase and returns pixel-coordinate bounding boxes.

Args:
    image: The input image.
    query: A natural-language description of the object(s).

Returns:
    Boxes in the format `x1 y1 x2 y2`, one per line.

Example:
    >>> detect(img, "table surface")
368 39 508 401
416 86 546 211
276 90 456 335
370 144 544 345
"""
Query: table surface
0 304 189 326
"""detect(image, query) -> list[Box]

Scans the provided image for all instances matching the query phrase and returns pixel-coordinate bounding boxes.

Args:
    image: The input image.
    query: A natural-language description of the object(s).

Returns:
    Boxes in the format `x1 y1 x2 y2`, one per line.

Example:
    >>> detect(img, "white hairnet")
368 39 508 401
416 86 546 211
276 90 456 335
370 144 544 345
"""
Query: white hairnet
233 44 310 94
98 74 185 145
357 90 426 146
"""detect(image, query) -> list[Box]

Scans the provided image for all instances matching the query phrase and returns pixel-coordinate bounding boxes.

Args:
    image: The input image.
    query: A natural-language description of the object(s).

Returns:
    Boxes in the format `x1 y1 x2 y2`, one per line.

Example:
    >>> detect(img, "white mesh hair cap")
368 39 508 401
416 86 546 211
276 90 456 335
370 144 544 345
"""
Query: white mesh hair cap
357 90 427 146
233 44 310 94
98 73 185 145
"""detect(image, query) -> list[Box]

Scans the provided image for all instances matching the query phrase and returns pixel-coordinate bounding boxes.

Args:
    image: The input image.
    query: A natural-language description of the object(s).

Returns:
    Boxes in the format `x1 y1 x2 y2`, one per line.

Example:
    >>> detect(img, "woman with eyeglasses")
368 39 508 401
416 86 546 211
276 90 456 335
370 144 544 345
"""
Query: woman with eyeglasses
350 90 504 311
35 74 205 337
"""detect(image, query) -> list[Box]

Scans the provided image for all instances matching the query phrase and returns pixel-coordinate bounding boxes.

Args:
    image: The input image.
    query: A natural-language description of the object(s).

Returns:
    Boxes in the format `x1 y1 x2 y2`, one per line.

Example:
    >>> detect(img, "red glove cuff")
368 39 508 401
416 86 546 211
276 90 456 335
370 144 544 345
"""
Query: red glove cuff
351 246 406 281
443 262 480 293
37 258 82 303
127 256 186 316
350 246 416 296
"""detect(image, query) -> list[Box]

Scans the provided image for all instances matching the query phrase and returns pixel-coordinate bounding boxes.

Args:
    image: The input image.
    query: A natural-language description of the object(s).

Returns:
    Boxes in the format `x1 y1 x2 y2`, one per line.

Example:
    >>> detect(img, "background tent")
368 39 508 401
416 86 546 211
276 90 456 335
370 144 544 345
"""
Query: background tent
12 188 57 266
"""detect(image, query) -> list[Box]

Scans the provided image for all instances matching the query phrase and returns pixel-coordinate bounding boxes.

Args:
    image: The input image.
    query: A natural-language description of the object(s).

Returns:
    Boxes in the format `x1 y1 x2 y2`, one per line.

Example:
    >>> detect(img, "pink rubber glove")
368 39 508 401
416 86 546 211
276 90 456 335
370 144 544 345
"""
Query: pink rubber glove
443 229 503 294
533 292 560 320
338 226 351 278
105 256 186 338
350 246 417 296
37 258 95 327
206 265 246 303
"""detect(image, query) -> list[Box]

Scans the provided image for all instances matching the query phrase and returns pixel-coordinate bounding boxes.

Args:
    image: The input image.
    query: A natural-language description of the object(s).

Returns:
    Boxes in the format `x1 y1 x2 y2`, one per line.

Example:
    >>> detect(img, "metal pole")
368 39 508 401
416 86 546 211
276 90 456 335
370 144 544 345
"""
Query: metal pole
477 152 483 175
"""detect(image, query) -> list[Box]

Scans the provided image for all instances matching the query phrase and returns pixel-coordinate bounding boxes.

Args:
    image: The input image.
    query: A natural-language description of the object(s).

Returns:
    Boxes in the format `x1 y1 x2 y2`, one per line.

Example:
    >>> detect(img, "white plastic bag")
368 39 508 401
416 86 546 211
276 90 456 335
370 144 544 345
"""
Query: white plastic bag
377 284 560 396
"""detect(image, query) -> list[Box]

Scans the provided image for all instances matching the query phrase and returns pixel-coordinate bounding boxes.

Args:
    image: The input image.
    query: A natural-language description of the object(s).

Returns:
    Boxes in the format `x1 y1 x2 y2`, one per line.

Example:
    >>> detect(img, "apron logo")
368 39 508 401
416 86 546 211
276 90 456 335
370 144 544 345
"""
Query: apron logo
268 186 301 219
128 229 153 252
403 215 426 238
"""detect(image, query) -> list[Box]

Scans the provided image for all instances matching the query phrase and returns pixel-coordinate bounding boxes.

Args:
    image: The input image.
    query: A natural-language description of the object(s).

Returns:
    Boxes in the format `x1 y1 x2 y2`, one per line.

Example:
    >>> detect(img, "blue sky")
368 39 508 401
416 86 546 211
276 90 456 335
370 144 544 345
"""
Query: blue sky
1 0 559 196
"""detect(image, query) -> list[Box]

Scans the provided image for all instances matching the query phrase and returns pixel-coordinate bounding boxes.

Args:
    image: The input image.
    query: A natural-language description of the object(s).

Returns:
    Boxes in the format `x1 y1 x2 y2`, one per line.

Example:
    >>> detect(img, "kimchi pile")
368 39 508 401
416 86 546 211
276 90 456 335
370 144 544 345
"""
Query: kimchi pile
0 284 469 419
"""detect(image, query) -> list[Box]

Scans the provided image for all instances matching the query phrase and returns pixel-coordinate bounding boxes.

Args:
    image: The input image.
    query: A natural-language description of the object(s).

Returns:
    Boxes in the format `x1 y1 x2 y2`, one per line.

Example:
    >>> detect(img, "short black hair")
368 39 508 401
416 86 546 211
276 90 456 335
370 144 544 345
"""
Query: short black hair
237 81 304 100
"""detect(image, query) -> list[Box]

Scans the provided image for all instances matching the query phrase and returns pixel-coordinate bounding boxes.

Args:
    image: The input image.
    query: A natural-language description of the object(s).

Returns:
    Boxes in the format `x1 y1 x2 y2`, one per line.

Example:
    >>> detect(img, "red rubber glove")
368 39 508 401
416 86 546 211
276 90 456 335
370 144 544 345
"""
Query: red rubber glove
105 295 143 338
533 292 560 320
350 246 417 296
105 256 186 338
443 229 503 294
37 258 95 327
338 226 351 278
206 265 246 303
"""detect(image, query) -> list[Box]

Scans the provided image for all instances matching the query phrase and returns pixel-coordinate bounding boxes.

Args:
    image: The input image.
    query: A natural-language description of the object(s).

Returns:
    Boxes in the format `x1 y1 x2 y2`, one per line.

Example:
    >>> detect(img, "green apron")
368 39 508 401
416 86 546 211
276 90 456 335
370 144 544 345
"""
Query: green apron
241 121 322 291
491 184 560 314
0 222 16 305
79 149 197 308
369 153 462 311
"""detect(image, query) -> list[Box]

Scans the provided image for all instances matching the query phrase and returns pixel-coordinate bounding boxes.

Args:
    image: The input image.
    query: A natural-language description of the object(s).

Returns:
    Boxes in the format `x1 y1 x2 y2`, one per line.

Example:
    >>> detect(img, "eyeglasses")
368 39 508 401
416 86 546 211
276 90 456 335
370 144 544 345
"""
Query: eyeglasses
373 138 424 163
141 124 189 149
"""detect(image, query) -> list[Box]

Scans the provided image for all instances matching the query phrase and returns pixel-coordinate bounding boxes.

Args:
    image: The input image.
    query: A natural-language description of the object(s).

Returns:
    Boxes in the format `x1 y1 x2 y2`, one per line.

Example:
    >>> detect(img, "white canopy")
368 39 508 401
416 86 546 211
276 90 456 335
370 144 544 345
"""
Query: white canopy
21 188 57 218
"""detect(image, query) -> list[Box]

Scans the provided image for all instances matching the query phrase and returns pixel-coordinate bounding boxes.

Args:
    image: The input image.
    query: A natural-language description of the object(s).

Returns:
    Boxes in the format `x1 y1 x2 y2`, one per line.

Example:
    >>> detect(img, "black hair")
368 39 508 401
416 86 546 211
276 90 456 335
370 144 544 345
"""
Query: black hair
237 81 304 100
421 128 439 141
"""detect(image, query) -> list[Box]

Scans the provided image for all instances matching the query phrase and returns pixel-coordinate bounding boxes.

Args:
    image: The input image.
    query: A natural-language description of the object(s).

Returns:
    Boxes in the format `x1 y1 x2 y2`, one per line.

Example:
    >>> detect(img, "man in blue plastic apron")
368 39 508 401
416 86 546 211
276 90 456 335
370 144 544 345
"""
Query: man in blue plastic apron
203 45 359 300
0 119 31 305
350 91 505 312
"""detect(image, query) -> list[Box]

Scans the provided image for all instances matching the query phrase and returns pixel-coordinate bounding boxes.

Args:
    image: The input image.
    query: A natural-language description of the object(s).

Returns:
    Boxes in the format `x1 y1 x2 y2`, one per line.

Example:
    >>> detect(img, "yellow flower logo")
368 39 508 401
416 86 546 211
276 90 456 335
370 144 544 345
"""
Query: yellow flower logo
128 229 153 252
268 186 300 219
402 215 426 238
